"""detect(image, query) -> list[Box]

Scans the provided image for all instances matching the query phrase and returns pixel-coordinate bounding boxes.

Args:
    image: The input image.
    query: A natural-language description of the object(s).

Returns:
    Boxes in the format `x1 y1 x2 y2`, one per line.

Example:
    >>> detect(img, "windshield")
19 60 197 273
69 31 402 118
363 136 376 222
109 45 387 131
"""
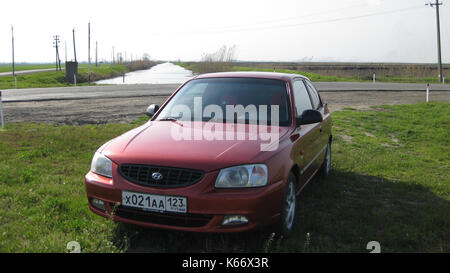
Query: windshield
156 78 291 126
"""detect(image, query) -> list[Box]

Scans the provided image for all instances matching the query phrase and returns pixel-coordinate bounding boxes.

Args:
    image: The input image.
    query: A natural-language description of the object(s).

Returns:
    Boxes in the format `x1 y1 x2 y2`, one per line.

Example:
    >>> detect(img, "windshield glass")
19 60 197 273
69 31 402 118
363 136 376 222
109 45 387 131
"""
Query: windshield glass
156 78 291 126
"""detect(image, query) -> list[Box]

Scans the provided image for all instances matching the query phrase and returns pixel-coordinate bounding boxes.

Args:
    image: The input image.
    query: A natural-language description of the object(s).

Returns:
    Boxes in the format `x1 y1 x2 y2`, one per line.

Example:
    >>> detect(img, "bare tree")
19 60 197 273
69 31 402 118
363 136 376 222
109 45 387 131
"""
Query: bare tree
142 53 151 61
199 45 237 73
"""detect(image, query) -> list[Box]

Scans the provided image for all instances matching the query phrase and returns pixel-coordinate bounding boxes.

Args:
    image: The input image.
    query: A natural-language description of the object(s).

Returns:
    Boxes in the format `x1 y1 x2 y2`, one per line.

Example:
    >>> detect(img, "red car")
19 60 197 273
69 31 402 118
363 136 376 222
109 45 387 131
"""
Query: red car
85 72 332 236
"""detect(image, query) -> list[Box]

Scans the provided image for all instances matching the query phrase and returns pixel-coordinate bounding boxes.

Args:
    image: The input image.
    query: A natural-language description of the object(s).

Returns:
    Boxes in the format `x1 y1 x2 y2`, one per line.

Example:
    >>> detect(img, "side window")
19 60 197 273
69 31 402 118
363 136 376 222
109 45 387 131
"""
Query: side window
304 80 321 109
292 80 313 116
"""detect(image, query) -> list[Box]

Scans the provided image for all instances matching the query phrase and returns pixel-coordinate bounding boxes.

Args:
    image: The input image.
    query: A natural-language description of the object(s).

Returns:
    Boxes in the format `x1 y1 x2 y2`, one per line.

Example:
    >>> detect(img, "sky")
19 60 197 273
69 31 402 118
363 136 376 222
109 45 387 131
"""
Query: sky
0 0 449 63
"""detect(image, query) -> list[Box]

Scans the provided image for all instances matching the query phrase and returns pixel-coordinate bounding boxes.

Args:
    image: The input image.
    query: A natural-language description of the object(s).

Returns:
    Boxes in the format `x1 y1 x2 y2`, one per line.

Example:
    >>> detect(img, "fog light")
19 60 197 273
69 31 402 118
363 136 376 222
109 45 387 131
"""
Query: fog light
91 198 106 211
222 215 248 226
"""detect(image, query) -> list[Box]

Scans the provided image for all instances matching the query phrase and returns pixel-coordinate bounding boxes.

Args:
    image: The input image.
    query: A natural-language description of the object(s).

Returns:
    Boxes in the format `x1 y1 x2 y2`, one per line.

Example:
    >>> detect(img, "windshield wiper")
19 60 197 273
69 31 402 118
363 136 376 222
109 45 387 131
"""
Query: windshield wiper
159 116 181 121
161 116 217 122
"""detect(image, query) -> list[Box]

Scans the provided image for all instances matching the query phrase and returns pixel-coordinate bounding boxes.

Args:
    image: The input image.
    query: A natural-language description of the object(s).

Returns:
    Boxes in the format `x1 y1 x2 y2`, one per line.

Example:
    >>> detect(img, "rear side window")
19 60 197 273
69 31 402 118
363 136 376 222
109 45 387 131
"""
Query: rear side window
304 80 321 109
292 80 312 116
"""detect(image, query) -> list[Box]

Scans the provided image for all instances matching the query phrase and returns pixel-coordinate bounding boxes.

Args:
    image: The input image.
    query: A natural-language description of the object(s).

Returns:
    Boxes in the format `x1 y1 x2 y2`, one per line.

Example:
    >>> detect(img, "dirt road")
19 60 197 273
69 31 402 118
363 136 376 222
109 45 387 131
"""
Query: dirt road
2 90 449 125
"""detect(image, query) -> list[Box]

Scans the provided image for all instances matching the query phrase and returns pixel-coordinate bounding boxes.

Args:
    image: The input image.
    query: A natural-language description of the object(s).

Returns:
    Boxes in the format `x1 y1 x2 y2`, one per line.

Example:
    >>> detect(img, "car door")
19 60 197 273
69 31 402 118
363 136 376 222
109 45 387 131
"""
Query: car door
290 79 320 191
304 79 331 171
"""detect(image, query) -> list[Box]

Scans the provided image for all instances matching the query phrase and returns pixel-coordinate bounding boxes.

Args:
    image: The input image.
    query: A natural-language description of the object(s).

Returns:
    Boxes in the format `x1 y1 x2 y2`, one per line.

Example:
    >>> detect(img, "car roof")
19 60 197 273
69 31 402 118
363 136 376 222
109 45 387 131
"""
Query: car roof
193 71 309 81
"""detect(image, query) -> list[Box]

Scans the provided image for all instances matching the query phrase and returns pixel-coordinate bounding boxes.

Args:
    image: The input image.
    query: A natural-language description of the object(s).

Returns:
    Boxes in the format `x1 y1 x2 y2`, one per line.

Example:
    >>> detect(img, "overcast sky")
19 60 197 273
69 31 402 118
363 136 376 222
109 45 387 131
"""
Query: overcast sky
0 0 449 63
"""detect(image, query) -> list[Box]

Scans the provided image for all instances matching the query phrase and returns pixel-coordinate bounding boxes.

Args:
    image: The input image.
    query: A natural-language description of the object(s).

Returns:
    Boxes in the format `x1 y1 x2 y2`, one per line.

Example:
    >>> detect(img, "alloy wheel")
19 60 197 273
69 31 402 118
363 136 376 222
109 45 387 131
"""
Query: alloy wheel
325 143 331 176
284 180 296 231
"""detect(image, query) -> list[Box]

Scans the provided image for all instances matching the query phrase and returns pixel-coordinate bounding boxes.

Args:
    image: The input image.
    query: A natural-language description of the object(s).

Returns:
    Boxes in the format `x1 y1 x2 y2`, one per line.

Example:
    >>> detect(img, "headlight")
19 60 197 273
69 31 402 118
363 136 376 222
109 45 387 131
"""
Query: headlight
215 164 268 188
91 152 112 178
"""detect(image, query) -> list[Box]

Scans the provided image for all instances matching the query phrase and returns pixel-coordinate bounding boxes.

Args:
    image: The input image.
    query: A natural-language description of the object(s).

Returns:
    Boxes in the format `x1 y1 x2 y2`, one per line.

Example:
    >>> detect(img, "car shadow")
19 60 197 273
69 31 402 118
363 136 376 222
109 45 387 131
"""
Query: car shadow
111 170 449 253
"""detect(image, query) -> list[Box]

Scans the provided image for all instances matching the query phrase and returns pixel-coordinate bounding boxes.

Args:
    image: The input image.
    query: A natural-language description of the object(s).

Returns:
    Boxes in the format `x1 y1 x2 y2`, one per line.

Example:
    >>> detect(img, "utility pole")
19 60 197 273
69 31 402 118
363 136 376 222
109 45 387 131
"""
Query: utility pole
65 40 67 65
53 35 61 71
112 46 115 64
72 28 77 62
11 25 17 89
427 0 444 83
11 25 15 77
88 22 91 84
54 36 57 71
95 41 98 67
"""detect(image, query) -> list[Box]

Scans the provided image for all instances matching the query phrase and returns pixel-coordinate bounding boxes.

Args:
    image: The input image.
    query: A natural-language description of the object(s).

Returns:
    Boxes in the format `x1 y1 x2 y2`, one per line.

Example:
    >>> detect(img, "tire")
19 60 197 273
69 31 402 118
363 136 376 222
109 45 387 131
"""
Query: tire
320 142 332 177
278 172 297 237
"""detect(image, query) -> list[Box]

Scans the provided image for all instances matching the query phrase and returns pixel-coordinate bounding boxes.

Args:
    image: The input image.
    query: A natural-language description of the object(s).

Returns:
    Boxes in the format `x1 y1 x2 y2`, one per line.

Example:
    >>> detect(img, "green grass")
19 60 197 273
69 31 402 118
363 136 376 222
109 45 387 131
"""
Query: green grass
0 64 127 89
0 64 56 73
0 103 448 252
233 66 450 84
177 62 368 82
177 62 449 84
0 117 148 252
293 102 449 253
374 75 449 84
231 66 357 82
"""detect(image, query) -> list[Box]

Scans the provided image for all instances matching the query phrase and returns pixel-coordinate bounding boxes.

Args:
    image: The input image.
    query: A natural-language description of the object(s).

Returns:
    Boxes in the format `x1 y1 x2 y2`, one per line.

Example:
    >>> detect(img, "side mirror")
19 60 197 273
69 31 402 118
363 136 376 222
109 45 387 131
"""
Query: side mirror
146 104 160 117
296 109 323 126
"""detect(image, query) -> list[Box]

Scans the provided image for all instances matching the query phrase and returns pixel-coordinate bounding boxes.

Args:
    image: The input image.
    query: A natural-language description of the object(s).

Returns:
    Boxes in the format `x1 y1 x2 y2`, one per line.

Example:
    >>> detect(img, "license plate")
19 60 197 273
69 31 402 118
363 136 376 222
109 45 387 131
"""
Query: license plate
122 191 187 213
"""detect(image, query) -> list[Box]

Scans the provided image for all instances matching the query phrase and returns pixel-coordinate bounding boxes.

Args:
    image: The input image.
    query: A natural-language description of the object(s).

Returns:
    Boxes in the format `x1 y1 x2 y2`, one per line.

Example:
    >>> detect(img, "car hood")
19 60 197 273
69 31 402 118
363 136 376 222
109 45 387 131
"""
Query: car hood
100 121 290 172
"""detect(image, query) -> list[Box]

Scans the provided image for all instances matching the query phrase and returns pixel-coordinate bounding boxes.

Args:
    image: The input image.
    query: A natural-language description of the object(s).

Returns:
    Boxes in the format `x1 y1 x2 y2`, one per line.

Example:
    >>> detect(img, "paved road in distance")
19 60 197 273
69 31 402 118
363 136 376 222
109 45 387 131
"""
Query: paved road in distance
1 82 449 102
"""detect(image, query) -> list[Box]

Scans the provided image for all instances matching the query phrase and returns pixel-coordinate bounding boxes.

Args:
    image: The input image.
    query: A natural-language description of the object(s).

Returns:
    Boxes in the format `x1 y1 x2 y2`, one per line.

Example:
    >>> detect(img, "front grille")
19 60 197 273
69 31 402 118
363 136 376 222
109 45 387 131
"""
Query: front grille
119 164 204 188
114 206 212 228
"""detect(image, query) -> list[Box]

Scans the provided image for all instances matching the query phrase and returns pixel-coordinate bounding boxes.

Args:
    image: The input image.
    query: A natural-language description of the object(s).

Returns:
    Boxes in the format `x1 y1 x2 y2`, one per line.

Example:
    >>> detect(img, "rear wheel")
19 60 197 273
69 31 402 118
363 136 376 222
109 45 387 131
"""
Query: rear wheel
278 172 297 237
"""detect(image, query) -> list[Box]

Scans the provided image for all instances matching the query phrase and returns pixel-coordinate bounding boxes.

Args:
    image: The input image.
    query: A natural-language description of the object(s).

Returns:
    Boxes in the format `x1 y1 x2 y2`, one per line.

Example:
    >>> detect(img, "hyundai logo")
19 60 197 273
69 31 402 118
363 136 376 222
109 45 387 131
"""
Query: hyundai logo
152 172 163 181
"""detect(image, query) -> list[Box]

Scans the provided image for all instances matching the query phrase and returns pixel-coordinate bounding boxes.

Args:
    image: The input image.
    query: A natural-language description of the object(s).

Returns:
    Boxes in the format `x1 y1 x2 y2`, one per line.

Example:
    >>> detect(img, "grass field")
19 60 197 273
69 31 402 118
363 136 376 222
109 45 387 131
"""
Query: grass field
0 61 157 90
230 61 450 80
0 103 448 252
0 64 128 90
0 64 56 73
233 66 449 84
178 62 449 84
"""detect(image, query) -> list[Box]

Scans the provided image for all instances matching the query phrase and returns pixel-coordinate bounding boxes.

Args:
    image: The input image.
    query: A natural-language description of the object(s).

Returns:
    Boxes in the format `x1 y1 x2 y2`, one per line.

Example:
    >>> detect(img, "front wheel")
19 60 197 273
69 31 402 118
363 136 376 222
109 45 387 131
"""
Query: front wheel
278 172 297 237
321 142 331 177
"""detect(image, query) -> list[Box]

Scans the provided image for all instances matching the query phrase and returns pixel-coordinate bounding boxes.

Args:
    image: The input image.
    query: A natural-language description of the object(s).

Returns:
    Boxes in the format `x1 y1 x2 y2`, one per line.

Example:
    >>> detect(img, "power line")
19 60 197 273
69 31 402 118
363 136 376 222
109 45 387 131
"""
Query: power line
203 1 371 33
165 0 390 35
224 5 425 34
161 5 425 36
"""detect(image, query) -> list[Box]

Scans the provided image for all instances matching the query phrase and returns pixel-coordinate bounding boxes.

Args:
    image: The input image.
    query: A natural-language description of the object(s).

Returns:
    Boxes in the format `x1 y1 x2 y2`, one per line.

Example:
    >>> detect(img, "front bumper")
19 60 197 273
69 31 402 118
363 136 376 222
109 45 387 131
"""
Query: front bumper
85 165 285 233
